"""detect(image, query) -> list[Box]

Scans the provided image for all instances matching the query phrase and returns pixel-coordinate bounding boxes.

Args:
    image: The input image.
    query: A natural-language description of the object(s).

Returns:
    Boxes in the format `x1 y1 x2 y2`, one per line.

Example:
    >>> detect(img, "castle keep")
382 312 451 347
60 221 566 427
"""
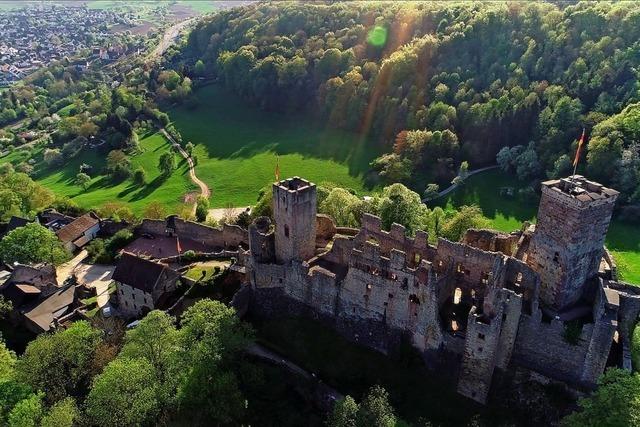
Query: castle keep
244 176 640 404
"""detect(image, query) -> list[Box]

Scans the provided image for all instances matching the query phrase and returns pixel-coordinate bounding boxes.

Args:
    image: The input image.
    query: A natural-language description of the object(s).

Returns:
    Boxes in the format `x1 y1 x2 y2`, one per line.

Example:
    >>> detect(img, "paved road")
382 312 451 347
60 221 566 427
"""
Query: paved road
423 165 499 202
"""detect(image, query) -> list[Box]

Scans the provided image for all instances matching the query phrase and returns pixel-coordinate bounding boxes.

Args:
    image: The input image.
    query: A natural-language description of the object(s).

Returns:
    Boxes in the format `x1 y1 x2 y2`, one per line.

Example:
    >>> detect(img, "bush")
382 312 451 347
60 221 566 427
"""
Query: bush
632 324 640 371
182 250 196 262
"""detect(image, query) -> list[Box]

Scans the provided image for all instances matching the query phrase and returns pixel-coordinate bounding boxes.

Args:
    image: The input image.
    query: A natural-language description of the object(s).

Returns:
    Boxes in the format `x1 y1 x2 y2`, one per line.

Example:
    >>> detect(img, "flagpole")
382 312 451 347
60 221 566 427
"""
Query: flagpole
571 127 586 182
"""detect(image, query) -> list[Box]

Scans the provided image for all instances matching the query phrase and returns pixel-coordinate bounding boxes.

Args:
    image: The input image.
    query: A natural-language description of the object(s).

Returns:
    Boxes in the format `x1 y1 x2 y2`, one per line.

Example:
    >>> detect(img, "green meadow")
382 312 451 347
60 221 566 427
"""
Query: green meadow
432 169 640 284
28 132 195 215
169 84 382 208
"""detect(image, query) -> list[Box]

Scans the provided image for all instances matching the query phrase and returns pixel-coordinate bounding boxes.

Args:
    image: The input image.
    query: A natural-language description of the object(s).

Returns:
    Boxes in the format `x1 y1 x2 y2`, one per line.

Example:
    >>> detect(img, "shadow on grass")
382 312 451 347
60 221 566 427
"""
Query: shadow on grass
431 170 539 226
169 84 384 184
129 174 167 201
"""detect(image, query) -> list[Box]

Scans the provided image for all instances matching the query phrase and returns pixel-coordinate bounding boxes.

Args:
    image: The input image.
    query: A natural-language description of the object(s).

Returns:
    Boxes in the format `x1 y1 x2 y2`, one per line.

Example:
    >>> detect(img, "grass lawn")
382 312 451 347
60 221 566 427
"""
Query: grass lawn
0 145 41 165
170 84 382 208
185 260 229 281
33 132 196 215
432 169 640 284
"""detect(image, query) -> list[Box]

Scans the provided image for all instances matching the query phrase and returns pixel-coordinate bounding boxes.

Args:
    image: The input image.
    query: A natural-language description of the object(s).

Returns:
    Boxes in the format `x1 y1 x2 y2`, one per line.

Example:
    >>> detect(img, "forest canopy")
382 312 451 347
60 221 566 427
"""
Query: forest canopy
178 1 640 203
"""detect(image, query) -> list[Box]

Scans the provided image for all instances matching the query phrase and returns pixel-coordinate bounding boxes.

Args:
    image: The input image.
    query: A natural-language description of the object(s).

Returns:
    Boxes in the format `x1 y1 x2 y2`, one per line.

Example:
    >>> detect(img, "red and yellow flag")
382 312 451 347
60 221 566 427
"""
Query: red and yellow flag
275 155 280 181
573 128 586 168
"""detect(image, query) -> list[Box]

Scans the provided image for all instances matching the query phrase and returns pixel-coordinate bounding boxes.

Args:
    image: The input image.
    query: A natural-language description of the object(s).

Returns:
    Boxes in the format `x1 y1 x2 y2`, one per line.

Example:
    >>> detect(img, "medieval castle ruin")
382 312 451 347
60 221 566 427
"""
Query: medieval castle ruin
244 175 640 404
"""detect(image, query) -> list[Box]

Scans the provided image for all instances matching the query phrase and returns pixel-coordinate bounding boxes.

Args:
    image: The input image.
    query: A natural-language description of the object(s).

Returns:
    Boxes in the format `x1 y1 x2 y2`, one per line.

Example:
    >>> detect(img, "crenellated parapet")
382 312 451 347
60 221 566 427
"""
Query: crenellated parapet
244 175 627 406
354 214 433 266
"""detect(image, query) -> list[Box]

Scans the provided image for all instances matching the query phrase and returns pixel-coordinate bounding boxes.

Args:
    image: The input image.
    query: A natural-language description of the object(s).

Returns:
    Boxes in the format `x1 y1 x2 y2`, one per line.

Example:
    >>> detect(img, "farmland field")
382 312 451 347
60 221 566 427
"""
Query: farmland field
432 169 640 284
170 84 382 208
30 132 195 214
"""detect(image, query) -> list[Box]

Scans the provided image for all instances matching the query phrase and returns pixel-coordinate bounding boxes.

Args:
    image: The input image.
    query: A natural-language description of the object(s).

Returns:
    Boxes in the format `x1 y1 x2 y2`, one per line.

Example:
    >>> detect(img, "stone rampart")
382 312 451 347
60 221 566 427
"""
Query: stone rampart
138 218 248 249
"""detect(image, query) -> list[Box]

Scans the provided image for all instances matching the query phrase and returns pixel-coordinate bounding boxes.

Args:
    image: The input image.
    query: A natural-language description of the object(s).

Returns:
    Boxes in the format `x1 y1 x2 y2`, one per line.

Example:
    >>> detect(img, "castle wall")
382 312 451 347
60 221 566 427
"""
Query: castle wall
138 218 248 249
251 262 287 289
434 239 502 292
246 175 623 405
513 311 594 384
457 306 503 403
354 214 434 265
462 229 520 256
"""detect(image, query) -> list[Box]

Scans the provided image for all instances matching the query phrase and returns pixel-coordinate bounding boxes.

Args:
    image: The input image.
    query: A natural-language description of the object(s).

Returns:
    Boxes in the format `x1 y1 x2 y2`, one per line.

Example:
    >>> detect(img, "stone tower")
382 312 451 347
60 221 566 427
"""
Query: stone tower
527 176 618 311
273 177 317 264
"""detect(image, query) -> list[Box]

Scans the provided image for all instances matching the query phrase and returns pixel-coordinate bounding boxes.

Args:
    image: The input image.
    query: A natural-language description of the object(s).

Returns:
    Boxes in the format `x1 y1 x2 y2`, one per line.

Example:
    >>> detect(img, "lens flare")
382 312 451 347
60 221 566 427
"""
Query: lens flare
367 26 387 47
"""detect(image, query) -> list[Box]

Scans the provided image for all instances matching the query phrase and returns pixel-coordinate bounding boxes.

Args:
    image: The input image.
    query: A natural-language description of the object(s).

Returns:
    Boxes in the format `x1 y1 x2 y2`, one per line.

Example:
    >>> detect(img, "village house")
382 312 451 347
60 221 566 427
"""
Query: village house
0 263 79 333
55 212 101 252
113 252 181 318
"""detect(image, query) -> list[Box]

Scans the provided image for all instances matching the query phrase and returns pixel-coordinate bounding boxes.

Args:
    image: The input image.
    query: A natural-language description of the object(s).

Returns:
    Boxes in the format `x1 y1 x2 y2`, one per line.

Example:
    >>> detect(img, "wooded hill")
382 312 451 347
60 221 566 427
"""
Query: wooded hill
178 1 640 204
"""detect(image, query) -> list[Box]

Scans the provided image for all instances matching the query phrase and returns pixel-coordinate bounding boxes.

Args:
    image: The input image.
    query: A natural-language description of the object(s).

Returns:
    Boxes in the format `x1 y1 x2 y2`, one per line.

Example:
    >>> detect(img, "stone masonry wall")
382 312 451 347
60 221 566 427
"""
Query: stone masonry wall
526 181 617 310
138 218 248 249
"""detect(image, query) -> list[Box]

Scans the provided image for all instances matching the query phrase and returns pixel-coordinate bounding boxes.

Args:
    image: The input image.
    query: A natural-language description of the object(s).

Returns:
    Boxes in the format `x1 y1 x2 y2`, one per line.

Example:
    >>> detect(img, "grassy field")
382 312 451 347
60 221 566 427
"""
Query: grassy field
432 169 640 284
88 0 219 17
31 132 196 215
170 84 382 208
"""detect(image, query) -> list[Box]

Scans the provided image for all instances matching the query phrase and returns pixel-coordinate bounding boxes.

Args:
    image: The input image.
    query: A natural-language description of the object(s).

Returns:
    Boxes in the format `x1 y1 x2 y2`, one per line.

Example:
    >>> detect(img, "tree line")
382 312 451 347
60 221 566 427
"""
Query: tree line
177 1 640 208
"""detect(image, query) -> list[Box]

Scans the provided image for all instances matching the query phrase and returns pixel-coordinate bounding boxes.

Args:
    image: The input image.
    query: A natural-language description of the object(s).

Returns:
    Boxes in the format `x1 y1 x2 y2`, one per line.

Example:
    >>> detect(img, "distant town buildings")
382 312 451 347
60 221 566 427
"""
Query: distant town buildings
0 5 131 86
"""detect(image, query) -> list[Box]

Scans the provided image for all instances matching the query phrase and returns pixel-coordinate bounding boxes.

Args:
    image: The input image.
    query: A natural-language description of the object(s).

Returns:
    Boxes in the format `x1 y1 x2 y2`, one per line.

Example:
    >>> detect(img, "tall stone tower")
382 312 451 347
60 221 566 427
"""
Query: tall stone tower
527 176 618 311
273 177 317 264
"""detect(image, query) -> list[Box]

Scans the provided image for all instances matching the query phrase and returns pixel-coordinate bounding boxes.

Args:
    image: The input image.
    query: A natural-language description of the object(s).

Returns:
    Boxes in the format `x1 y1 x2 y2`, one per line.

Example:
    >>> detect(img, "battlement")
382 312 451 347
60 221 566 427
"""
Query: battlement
541 176 618 209
273 177 316 205
354 214 431 267
247 175 625 406
276 176 314 192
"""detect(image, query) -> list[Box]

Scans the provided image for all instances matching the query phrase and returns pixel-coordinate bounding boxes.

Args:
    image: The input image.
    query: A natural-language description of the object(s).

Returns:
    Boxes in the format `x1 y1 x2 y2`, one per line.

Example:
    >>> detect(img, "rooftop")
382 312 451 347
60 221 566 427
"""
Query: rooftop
542 175 619 203
56 212 100 243
112 252 179 293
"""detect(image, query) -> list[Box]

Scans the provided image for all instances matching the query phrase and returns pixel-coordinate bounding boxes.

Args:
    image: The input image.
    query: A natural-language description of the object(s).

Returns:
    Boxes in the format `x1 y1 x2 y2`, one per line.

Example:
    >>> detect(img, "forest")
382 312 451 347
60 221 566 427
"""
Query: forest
177 1 640 208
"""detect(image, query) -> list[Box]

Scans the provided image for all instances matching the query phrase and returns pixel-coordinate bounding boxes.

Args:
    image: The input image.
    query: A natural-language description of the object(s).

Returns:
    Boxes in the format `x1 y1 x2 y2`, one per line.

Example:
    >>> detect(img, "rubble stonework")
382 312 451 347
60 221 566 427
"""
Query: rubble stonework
526 176 618 310
244 176 634 404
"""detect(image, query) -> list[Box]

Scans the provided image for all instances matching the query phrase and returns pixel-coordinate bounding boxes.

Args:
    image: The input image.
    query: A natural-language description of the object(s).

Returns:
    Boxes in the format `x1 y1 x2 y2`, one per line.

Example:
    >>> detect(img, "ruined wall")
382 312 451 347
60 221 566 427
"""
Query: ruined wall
434 239 502 289
250 287 404 354
249 217 275 264
336 241 428 331
251 262 287 289
457 305 503 404
316 214 337 246
354 214 434 265
494 290 523 370
513 311 594 384
581 285 618 384
462 229 520 256
138 218 248 249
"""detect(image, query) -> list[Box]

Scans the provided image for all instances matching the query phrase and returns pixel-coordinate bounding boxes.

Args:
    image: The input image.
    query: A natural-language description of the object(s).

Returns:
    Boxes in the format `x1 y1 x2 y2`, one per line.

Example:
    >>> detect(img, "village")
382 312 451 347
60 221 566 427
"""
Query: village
0 209 248 336
0 4 134 86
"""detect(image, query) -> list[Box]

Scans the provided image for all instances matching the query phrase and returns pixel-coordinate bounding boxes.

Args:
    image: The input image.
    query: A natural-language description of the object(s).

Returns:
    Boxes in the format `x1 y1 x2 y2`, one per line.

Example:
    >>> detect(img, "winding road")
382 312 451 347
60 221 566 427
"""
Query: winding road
160 128 210 213
423 165 499 202
147 18 196 63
